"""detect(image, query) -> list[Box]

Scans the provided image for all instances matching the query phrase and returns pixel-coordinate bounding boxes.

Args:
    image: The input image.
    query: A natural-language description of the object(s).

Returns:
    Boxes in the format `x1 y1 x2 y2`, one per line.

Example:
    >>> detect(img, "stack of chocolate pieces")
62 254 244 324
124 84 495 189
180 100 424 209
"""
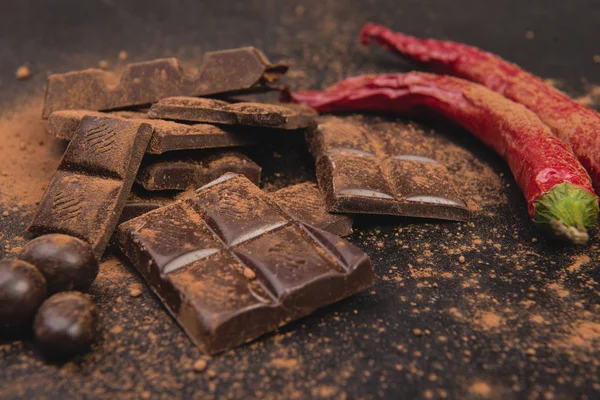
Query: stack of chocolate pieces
31 46 468 354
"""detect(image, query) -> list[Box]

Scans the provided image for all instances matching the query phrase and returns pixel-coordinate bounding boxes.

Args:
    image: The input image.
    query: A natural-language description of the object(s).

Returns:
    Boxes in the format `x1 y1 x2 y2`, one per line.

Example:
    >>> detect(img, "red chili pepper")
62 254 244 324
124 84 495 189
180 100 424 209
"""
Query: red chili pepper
359 23 600 192
287 72 598 244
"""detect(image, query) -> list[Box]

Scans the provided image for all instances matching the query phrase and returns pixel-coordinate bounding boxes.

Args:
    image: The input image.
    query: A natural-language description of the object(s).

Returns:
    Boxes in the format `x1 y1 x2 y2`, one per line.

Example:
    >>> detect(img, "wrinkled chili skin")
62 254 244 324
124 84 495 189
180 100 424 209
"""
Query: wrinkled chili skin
288 72 595 217
360 23 600 190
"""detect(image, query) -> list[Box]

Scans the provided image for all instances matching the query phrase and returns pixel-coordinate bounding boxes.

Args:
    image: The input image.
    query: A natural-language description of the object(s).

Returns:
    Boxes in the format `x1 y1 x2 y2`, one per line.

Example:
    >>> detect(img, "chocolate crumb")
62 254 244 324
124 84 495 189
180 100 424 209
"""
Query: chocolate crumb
243 267 256 280
193 358 208 372
129 284 142 298
206 368 217 379
15 65 31 80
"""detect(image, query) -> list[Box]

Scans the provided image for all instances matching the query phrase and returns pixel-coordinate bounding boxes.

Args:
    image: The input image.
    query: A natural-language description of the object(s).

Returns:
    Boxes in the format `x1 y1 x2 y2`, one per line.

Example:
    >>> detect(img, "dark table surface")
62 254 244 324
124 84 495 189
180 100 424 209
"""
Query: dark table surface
1 1 599 399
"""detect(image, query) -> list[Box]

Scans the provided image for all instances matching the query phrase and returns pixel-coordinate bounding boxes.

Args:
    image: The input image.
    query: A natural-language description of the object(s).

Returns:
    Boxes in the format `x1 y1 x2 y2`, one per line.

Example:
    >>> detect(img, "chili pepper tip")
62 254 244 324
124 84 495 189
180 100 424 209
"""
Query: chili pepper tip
533 182 598 245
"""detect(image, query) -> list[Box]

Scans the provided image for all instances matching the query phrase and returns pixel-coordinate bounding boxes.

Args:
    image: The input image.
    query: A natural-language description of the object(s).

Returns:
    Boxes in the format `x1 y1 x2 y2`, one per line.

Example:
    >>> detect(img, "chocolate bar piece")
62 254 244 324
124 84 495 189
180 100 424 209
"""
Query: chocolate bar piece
29 116 153 258
268 182 353 237
118 190 176 225
149 97 314 130
48 110 256 154
42 47 288 118
118 174 373 353
310 117 469 221
119 182 354 237
136 151 261 191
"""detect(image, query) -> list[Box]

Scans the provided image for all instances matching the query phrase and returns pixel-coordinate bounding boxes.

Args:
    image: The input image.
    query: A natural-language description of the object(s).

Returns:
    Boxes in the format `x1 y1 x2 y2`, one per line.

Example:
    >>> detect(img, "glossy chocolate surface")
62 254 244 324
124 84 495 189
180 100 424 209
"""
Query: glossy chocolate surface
310 117 469 221
118 174 373 353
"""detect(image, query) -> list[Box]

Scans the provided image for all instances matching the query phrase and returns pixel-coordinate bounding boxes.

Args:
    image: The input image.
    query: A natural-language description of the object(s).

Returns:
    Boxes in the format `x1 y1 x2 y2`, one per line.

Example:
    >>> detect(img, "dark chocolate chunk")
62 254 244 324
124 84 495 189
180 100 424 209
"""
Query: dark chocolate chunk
309 117 469 221
149 97 314 130
42 47 288 118
34 292 98 357
0 260 47 329
119 182 353 237
20 234 99 294
48 110 256 154
28 116 153 258
118 189 176 225
136 151 261 191
268 182 353 237
118 174 373 353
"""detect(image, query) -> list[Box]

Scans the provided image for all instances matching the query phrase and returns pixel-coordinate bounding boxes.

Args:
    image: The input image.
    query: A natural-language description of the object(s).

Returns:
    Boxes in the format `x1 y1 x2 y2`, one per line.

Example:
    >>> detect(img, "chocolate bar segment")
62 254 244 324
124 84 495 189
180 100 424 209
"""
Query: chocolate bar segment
48 110 256 154
42 47 288 118
120 183 353 237
29 116 153 258
118 174 373 353
136 151 261 191
310 117 469 221
268 182 353 237
149 97 314 130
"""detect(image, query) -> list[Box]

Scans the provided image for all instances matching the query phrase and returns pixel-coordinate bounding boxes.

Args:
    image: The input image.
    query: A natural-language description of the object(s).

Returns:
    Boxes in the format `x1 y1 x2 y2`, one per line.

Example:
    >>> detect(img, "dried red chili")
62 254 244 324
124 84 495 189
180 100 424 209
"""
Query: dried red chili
286 72 598 244
360 23 600 191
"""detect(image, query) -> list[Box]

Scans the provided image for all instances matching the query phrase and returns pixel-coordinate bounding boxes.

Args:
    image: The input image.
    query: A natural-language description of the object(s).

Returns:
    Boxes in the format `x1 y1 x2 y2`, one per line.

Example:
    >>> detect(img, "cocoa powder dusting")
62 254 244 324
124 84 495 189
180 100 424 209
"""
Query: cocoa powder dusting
0 95 63 207
1 3 599 399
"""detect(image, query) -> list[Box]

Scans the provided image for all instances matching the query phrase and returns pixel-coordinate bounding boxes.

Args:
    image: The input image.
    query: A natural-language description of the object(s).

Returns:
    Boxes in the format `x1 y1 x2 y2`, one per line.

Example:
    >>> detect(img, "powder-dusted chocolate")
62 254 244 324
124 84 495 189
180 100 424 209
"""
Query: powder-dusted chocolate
47 110 256 154
268 182 353 237
28 116 153 258
309 117 469 221
20 234 99 294
149 97 314 130
34 292 98 357
118 174 374 353
42 47 288 118
119 182 353 237
136 151 261 191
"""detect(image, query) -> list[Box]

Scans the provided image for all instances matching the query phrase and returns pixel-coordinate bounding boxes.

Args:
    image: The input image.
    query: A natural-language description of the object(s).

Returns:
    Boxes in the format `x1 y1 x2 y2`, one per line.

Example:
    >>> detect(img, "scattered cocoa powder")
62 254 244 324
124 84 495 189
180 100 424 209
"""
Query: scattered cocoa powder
15 65 31 80
0 95 63 207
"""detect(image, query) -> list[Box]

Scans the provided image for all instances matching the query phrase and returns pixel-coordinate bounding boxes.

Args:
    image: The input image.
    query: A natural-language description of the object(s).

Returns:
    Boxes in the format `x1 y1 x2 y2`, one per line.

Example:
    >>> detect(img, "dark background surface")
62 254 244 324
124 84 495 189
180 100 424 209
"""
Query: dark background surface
1 1 599 399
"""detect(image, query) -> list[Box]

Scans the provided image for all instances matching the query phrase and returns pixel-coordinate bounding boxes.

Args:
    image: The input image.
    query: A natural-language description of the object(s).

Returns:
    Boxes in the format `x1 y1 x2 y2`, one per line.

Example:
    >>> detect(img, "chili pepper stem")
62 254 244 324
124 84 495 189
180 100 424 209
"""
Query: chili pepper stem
533 182 598 244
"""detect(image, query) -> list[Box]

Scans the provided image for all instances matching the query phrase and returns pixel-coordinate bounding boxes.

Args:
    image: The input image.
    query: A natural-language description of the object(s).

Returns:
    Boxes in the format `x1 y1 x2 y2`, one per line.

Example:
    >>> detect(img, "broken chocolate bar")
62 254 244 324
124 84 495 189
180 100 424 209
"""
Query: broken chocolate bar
29 116 153 258
42 47 288 118
136 151 261 191
269 182 353 237
119 182 354 237
48 110 256 154
309 117 469 221
149 97 314 130
118 174 373 353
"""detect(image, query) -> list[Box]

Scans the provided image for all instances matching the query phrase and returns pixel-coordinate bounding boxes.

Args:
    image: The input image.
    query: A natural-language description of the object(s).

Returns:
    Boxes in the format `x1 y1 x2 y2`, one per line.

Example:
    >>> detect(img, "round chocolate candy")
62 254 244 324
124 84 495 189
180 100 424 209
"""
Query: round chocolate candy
20 234 99 294
0 259 47 329
34 291 98 357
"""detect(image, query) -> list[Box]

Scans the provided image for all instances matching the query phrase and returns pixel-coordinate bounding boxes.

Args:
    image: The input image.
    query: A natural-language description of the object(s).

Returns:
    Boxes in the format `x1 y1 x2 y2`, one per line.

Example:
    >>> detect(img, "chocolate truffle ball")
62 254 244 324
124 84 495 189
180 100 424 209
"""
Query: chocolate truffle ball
0 259 47 329
20 234 99 294
34 291 98 357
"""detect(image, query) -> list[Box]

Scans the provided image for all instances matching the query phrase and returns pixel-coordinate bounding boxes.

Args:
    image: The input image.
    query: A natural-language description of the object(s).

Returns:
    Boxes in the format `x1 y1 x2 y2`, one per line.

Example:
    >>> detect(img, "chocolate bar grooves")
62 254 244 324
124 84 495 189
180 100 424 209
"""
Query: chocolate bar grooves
118 174 374 353
310 117 470 221
42 47 289 118
29 116 153 258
